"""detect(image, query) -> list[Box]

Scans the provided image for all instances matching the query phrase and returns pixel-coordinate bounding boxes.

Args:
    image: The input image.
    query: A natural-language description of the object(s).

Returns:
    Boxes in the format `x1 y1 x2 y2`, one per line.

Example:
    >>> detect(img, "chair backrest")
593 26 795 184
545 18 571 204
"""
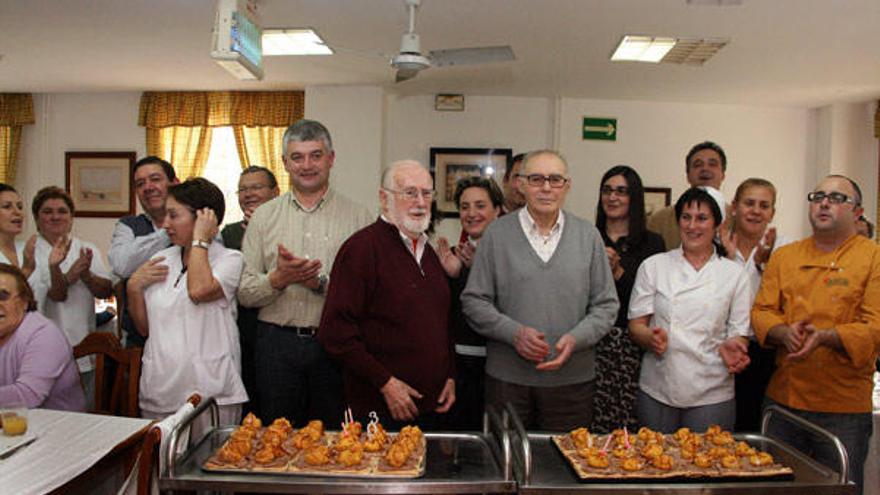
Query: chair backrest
137 394 202 495
73 332 142 417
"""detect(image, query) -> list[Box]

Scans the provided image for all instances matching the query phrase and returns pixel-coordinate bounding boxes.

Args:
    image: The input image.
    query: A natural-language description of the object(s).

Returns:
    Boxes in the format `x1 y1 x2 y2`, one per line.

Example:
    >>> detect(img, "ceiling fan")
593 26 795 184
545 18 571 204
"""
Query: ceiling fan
388 0 515 82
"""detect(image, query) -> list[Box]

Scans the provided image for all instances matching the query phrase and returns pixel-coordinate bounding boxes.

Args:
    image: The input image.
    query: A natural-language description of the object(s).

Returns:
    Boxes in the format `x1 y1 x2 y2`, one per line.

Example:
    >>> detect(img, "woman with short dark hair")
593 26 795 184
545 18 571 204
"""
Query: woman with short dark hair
128 178 246 430
628 187 751 432
32 186 113 407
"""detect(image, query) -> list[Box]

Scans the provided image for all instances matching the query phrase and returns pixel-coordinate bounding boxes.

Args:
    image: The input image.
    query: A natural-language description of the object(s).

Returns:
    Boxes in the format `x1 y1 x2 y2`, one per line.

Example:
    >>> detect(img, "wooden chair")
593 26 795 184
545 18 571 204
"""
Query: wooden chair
73 332 142 417
137 394 202 495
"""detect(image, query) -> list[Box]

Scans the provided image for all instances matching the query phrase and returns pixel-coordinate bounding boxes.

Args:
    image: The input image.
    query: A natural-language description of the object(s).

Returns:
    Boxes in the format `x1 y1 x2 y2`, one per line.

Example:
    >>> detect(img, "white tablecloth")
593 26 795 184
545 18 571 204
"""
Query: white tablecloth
0 409 151 495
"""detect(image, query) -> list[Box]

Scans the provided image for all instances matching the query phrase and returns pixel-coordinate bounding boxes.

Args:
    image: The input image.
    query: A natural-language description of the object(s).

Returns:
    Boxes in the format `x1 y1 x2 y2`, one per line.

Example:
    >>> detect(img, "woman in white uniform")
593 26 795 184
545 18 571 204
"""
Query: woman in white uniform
0 184 39 296
628 187 752 432
128 177 246 430
32 186 114 407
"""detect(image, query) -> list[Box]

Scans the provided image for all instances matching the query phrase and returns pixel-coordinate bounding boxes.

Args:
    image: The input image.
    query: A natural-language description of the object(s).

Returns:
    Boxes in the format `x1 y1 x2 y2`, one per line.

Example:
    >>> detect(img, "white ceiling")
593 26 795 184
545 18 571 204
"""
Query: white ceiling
2 0 879 107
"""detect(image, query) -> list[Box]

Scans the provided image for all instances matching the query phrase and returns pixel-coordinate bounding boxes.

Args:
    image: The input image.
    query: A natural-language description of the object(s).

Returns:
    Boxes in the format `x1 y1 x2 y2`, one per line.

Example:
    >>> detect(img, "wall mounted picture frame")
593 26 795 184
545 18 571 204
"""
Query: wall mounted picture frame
644 187 672 216
434 94 465 111
65 151 136 217
429 147 512 218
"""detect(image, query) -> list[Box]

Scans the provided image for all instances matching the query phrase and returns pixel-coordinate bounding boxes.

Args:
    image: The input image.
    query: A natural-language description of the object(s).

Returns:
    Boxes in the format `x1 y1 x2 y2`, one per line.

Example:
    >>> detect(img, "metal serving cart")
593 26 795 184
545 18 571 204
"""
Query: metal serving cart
505 403 856 495
158 397 518 494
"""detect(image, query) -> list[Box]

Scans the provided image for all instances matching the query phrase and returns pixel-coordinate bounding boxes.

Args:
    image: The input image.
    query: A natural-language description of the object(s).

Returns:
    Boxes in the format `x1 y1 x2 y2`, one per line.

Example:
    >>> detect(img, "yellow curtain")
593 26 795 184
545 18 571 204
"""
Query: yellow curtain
876 101 880 232
0 126 22 184
146 126 213 180
0 93 35 184
139 91 303 181
139 91 304 127
233 126 289 192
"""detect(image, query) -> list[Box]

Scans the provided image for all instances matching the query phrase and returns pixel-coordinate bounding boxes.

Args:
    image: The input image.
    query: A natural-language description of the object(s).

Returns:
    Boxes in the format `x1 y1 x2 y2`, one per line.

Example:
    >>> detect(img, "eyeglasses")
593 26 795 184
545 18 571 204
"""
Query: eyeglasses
600 185 630 196
236 184 271 195
383 187 435 202
519 174 569 188
807 191 858 206
0 289 19 302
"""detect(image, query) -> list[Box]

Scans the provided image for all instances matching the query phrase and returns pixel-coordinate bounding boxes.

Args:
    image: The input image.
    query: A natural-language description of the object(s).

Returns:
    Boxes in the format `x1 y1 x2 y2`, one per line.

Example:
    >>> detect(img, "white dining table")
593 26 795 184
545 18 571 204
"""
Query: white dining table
0 408 152 495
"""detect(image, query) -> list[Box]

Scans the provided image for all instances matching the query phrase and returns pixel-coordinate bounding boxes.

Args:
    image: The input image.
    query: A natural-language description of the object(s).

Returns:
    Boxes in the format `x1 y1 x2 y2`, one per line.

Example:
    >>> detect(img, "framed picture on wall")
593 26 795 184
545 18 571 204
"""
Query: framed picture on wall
65 151 136 217
429 147 512 218
644 187 672 216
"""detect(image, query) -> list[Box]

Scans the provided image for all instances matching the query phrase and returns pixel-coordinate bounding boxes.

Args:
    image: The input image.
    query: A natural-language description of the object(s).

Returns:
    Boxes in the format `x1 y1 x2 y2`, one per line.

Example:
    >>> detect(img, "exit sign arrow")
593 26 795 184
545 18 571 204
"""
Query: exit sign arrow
583 117 617 141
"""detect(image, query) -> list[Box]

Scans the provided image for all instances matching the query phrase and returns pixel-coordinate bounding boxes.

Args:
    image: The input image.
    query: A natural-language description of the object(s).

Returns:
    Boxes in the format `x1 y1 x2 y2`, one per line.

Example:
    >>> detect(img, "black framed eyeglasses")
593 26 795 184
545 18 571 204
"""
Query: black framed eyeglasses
600 185 630 196
519 173 569 188
807 191 857 206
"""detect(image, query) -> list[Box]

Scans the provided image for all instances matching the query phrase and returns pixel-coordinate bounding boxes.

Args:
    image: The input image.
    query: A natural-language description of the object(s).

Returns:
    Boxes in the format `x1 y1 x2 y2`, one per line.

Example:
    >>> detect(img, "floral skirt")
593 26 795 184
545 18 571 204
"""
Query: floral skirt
591 326 643 433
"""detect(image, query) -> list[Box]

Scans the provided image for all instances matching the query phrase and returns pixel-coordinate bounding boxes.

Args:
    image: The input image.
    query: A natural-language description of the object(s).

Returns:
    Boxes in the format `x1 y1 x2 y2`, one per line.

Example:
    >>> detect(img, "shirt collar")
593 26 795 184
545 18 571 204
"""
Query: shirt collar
290 188 334 212
520 207 564 236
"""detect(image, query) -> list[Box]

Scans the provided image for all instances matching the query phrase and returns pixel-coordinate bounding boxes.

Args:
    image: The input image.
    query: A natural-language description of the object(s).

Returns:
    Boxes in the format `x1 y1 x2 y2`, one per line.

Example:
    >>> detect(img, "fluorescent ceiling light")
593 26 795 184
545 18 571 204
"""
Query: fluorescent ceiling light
611 36 676 63
262 28 333 56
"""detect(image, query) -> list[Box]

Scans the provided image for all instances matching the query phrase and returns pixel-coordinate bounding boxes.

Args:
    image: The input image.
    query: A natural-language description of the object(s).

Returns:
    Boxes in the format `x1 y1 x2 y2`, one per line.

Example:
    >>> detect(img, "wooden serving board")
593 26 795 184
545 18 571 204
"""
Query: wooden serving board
203 430 427 478
551 435 793 481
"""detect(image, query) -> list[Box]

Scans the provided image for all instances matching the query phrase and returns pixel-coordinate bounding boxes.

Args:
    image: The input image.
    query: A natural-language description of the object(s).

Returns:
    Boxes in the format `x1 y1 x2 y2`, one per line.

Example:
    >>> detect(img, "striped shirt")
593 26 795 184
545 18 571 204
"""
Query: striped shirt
238 188 373 327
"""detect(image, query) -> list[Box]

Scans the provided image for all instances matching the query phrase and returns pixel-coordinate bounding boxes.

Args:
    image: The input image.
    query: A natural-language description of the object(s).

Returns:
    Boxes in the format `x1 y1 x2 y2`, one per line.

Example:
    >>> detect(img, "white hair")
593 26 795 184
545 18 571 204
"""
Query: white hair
381 160 428 190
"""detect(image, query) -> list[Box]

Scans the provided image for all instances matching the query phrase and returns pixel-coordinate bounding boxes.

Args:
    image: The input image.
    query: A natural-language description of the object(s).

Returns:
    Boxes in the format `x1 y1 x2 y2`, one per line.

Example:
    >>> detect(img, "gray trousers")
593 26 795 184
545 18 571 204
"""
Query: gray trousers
636 389 736 433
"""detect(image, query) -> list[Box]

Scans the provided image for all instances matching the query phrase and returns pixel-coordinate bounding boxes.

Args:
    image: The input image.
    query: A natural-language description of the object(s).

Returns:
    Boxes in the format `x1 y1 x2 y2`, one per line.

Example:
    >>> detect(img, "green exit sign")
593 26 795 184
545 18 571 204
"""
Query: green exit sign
583 117 617 141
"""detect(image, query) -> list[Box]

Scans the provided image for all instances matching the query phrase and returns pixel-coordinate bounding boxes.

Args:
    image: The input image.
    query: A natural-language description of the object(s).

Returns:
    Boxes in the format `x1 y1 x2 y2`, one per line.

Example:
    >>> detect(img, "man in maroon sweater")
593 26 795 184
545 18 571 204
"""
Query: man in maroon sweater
319 160 456 428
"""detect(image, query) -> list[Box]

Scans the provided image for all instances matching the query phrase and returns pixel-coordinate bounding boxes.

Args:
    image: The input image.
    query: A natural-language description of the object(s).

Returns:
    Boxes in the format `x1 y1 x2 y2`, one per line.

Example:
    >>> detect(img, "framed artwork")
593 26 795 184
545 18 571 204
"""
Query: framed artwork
429 147 512 218
65 151 136 217
434 94 465 111
644 187 672 216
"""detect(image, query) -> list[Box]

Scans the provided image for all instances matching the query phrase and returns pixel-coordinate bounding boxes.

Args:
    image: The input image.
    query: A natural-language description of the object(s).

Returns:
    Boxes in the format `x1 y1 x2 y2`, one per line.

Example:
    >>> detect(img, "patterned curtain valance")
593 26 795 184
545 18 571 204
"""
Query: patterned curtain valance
138 91 305 128
0 93 35 126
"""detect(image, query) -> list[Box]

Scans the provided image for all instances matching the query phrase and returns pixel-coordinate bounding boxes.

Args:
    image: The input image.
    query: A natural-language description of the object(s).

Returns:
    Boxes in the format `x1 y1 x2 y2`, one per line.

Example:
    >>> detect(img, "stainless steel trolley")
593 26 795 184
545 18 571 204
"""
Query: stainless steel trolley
158 397 517 494
504 403 856 495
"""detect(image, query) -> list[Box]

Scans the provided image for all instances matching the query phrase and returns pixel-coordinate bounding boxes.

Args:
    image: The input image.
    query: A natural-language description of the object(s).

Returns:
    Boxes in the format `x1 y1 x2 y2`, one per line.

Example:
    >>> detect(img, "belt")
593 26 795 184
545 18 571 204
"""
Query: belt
281 325 318 337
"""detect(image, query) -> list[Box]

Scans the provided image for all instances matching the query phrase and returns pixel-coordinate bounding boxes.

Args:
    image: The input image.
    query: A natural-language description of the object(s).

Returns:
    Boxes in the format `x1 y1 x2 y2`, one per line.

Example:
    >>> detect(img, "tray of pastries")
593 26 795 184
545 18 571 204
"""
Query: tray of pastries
203 412 426 478
552 425 793 481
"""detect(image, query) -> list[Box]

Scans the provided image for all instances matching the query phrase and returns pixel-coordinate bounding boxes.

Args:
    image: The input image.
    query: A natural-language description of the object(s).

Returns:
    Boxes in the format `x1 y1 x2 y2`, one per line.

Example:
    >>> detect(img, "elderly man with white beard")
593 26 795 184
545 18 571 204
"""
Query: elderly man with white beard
319 160 455 430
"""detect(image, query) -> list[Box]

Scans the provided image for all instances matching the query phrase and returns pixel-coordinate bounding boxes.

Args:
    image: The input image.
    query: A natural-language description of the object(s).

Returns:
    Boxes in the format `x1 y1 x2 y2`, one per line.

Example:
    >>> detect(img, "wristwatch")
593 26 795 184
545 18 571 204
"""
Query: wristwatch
191 239 212 250
313 273 329 295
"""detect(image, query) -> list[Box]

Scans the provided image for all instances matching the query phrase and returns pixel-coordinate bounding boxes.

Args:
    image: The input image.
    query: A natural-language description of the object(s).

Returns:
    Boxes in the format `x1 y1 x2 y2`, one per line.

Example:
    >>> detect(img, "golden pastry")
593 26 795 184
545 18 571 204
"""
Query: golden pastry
711 431 734 446
640 443 663 459
673 427 691 442
304 445 331 466
570 427 591 449
586 452 610 468
621 458 644 471
694 453 713 468
708 446 731 459
734 441 756 457
652 454 674 470
241 412 262 429
385 444 409 467
749 452 774 466
721 454 740 469
254 446 275 464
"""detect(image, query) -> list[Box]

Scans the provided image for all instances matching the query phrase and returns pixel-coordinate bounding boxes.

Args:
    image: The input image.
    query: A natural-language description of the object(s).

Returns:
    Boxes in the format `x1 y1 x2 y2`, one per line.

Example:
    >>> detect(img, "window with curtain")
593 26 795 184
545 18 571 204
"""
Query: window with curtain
0 93 35 184
138 90 303 224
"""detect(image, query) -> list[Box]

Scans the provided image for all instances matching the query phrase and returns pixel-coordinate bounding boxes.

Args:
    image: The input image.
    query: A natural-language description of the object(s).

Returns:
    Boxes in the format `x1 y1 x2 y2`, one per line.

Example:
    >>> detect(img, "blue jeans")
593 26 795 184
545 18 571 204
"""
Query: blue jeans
637 389 736 433
763 399 872 495
255 321 344 427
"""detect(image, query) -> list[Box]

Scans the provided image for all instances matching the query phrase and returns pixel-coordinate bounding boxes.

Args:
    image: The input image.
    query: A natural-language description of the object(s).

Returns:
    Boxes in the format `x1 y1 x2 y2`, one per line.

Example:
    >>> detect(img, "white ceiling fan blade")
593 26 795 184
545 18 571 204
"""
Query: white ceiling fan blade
395 68 420 83
429 46 515 67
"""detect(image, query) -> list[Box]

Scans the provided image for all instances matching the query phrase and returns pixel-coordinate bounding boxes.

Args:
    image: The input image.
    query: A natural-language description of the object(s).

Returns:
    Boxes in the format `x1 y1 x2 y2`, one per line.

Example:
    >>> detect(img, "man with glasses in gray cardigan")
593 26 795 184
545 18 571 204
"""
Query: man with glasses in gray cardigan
462 150 618 431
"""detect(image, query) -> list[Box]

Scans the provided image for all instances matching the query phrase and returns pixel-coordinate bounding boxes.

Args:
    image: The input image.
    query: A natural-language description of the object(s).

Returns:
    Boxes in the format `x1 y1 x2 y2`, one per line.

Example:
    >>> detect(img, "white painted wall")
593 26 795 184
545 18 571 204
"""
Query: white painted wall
558 98 813 240
823 102 878 227
16 92 145 260
305 85 385 215
384 94 555 241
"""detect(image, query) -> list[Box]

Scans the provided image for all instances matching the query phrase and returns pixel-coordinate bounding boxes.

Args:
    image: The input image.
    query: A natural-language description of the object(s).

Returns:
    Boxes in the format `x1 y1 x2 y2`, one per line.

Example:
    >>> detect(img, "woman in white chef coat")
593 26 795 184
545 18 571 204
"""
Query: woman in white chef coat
628 187 751 432
128 177 246 429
